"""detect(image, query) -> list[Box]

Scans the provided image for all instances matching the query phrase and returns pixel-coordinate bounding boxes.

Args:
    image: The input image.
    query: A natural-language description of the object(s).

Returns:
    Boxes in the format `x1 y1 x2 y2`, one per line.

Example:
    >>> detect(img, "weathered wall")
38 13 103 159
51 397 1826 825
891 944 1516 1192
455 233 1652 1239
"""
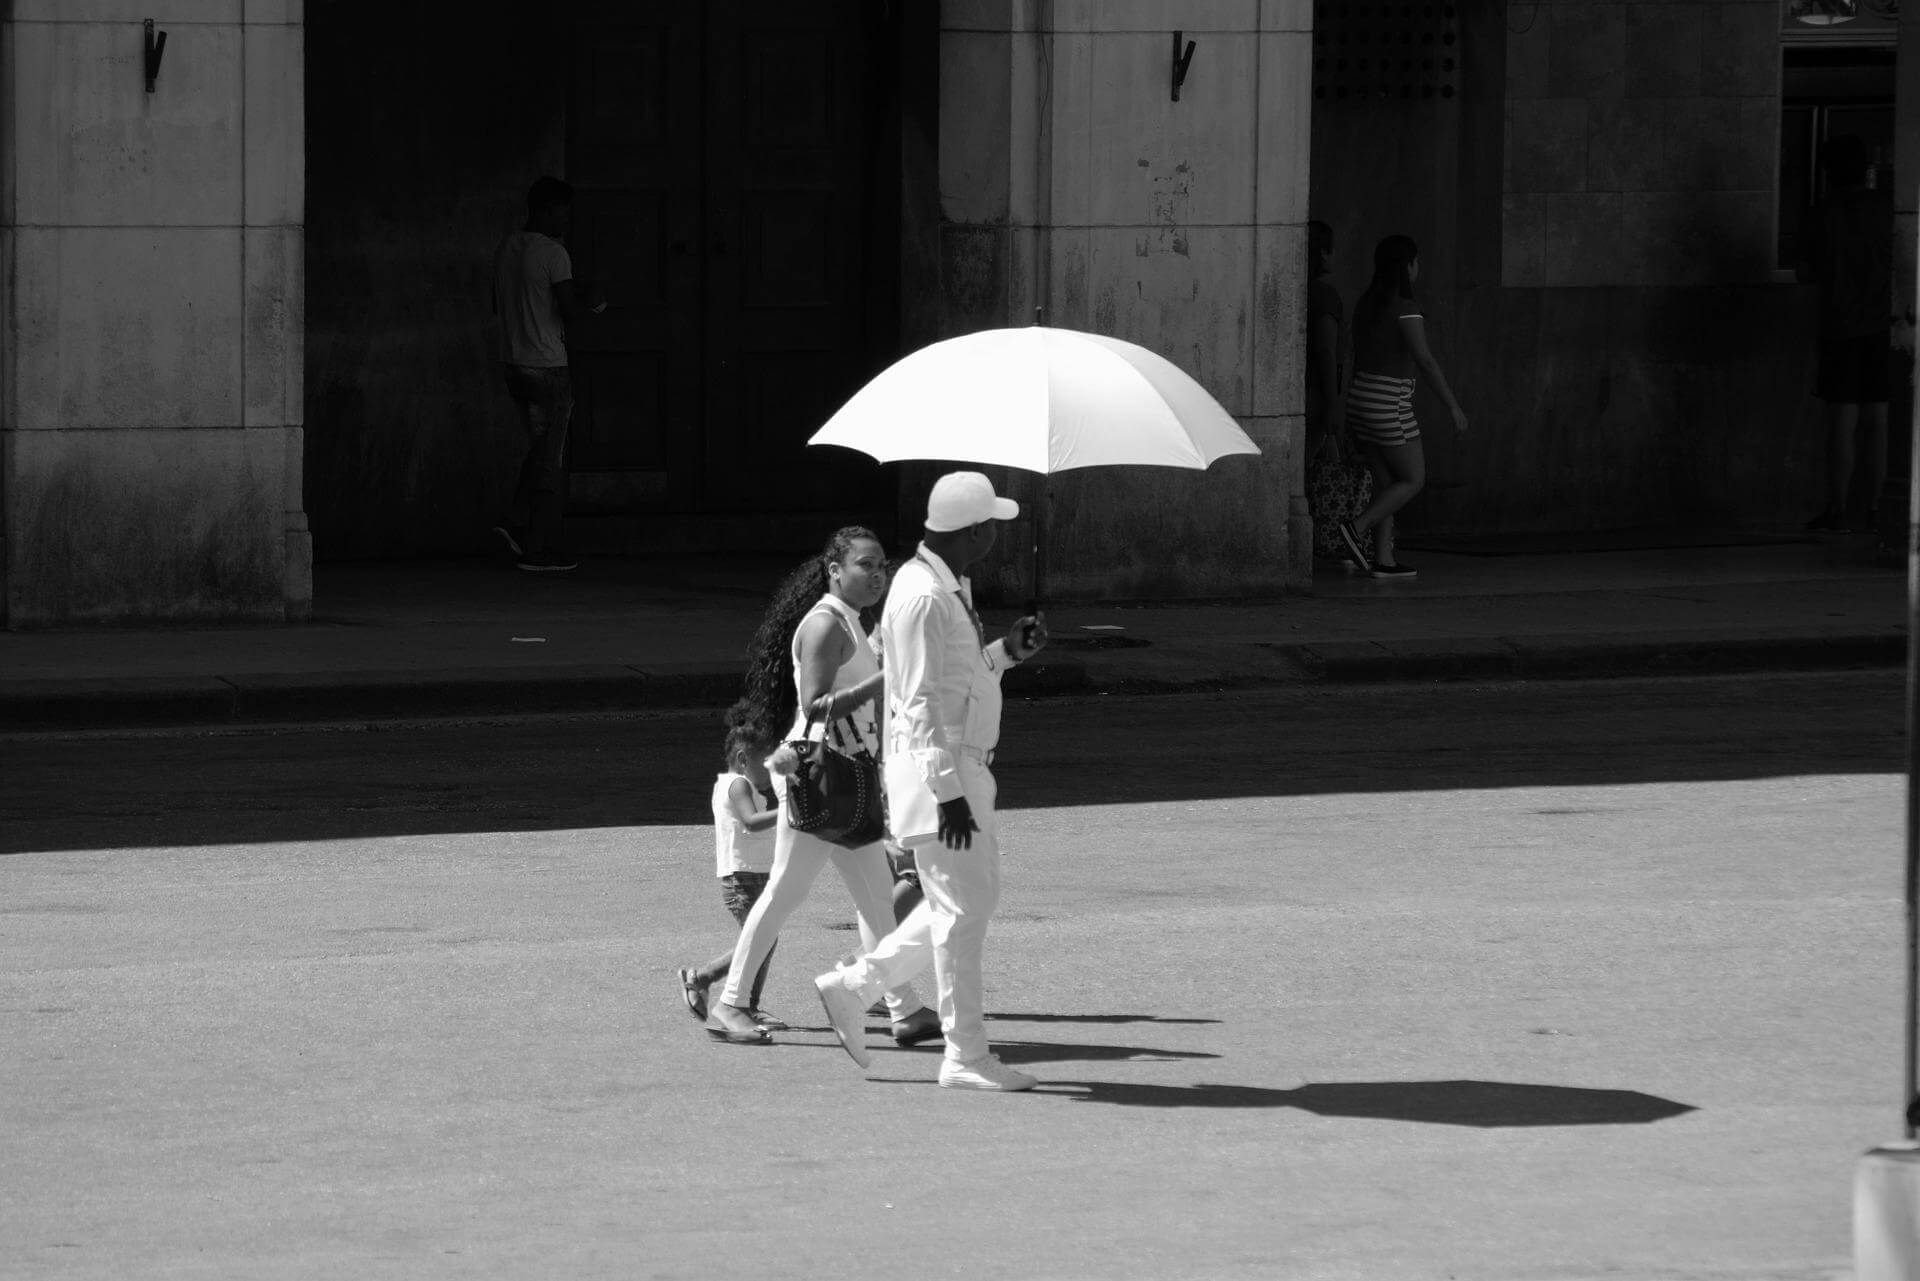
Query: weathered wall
1312 0 1850 540
0 0 308 626
937 0 1314 602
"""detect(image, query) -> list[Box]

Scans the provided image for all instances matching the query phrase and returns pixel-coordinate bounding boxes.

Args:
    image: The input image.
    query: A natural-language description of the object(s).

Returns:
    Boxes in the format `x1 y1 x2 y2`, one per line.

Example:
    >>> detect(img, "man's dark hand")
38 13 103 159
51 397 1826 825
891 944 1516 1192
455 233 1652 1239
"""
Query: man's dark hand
937 796 977 849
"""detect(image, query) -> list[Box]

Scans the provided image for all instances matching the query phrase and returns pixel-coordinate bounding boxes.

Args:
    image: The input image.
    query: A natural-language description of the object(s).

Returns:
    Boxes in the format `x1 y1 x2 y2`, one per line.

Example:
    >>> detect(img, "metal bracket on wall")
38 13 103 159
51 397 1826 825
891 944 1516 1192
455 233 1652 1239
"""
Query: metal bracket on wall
144 18 168 92
1171 31 1196 101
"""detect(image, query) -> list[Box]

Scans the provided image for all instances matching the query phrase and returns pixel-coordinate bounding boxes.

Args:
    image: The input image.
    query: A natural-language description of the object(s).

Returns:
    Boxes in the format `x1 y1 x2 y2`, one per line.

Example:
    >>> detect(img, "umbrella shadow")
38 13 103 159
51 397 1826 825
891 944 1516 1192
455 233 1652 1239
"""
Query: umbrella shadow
985 1012 1221 1026
1030 1078 1696 1126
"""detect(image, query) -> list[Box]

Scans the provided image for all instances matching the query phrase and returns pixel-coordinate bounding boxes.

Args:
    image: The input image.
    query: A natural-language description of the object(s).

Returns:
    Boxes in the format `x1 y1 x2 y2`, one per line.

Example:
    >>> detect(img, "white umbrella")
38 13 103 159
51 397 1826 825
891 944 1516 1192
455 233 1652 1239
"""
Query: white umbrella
808 326 1260 473
807 324 1260 606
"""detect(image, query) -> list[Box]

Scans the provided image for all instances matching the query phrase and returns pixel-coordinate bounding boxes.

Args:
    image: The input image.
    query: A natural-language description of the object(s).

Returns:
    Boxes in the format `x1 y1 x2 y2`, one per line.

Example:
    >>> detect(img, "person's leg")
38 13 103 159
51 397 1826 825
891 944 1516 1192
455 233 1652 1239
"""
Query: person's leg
1860 400 1889 526
502 367 538 533
892 858 924 924
908 762 1003 1067
1824 400 1860 520
696 871 776 1007
522 368 574 555
827 842 929 1020
1354 441 1425 562
715 818 827 1013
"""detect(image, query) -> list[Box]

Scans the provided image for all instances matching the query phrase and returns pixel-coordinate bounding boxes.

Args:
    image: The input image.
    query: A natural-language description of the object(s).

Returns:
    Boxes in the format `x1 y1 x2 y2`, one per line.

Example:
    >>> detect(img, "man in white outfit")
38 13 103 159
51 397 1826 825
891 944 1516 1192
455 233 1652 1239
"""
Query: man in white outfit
814 472 1049 1091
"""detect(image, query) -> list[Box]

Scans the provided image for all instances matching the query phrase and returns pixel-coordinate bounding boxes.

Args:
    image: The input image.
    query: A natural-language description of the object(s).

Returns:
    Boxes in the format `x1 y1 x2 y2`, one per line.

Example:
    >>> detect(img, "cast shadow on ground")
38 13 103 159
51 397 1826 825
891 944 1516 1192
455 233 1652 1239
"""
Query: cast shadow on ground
2 674 1898 853
1024 1078 1696 1125
985 1012 1221 1026
979 1037 1221 1066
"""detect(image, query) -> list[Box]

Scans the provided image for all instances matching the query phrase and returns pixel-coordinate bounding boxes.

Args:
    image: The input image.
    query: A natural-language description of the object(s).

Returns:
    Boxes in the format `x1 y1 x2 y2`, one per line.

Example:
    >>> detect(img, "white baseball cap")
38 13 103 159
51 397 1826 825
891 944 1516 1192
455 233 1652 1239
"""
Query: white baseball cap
925 471 1020 532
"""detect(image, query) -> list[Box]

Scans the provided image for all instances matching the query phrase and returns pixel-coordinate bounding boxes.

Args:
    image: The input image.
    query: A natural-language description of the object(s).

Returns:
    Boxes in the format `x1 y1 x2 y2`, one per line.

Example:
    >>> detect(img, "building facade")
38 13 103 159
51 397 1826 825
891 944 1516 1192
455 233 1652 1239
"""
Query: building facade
1 0 1912 624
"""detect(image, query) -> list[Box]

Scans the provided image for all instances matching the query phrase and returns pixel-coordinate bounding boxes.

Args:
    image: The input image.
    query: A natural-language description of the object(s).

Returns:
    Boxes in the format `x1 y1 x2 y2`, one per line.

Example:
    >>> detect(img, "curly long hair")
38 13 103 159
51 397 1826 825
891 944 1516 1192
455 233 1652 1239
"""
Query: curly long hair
737 526 881 745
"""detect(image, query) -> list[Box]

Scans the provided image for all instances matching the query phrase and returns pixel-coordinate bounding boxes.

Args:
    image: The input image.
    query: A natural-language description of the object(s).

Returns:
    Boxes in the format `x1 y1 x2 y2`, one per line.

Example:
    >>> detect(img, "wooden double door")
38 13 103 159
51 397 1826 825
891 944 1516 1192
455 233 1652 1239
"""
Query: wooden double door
564 2 899 519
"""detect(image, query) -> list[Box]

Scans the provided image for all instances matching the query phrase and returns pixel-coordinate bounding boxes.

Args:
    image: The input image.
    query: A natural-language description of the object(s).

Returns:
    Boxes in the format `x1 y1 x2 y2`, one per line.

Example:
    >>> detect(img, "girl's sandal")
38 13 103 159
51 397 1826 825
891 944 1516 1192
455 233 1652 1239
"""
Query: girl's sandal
677 967 709 1022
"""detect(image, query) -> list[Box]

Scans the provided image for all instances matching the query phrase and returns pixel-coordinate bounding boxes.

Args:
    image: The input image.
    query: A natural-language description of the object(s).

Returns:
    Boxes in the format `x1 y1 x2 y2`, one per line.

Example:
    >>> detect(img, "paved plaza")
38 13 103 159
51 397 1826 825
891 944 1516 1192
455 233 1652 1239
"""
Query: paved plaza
1 677 1906 1278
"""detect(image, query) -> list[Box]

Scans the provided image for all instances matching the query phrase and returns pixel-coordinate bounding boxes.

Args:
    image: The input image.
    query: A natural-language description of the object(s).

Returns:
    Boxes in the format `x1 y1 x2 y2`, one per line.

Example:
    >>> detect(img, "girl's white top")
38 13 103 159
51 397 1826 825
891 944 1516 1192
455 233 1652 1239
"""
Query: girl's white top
711 771 773 876
788 593 883 759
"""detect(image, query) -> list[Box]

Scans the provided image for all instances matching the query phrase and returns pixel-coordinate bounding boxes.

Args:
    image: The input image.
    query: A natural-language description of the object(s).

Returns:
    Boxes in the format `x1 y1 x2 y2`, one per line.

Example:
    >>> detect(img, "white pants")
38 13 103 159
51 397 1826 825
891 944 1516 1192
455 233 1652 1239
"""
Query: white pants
842 757 1001 1064
717 777 923 1017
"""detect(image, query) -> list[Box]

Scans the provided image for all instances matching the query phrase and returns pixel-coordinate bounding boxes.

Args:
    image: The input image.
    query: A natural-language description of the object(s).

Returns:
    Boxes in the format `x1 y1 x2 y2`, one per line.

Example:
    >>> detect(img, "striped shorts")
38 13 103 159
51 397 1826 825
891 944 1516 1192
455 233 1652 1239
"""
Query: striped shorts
1346 371 1420 446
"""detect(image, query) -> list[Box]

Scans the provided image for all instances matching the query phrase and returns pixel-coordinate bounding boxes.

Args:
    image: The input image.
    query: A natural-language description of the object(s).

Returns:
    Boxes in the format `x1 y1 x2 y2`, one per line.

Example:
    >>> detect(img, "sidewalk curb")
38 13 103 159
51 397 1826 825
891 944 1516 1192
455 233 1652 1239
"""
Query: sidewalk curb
0 632 1900 732
1276 631 1903 683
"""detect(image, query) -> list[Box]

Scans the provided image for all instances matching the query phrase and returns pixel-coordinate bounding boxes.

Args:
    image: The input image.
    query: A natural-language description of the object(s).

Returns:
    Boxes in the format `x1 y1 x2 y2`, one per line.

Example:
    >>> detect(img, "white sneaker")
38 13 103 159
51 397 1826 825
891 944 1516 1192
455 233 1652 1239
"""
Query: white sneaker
814 970 873 1069
937 1054 1037 1092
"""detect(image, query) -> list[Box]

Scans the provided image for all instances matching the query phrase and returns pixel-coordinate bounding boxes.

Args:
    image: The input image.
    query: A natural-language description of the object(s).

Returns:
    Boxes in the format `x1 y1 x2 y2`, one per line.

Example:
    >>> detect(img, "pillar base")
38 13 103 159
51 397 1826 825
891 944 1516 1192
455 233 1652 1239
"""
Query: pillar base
1855 1141 1920 1281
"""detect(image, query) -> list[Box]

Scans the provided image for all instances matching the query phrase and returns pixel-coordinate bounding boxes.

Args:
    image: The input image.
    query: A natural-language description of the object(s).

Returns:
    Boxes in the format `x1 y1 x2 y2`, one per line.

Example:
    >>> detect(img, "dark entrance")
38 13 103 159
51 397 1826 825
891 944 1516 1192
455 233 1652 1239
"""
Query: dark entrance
564 2 902 543
303 0 912 561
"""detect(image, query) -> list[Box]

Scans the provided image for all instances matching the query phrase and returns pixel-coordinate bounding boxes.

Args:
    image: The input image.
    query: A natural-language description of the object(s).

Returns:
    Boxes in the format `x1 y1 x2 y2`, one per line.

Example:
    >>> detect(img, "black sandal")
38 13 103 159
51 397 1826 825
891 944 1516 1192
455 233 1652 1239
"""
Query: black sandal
677 967 709 1022
705 1001 771 1044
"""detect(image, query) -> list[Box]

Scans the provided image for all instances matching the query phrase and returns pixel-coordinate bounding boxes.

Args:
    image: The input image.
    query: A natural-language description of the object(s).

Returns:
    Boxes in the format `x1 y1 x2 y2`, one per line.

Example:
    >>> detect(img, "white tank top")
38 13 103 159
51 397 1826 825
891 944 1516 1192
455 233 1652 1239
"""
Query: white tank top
711 772 773 876
789 594 882 759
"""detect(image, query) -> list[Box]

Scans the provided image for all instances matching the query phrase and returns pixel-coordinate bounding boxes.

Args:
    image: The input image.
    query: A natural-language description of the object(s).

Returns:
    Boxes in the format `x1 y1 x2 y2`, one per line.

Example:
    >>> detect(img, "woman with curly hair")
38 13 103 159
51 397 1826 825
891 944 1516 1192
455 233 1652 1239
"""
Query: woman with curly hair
700 526 940 1047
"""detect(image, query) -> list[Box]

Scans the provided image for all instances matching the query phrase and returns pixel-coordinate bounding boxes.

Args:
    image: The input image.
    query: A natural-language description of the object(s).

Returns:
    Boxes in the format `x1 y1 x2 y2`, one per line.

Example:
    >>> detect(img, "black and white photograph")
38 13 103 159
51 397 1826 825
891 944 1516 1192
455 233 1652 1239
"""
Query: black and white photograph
4 1 1919 1276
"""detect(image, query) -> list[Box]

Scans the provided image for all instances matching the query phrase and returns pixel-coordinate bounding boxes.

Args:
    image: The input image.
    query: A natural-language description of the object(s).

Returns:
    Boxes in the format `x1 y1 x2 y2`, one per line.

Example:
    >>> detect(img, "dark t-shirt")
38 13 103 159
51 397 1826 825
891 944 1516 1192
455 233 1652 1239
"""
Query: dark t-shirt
1807 186 1893 340
1351 291 1422 380
1306 278 1346 396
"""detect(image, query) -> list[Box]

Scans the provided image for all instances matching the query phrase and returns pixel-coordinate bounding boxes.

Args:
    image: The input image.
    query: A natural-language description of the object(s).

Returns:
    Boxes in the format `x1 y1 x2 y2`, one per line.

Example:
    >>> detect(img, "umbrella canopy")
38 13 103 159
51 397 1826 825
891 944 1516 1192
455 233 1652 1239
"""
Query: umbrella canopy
808 326 1260 474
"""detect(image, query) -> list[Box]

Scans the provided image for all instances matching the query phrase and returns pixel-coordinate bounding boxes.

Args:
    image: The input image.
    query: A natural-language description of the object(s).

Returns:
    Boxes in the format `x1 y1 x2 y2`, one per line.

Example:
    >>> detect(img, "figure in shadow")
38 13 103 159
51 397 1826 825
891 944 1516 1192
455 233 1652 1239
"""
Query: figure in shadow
1334 235 1469 581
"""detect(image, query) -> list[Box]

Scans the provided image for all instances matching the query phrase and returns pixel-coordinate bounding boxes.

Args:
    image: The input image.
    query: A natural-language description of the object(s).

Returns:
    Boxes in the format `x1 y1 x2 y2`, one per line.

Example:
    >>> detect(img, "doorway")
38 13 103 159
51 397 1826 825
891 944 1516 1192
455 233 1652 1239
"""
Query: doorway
563 2 902 536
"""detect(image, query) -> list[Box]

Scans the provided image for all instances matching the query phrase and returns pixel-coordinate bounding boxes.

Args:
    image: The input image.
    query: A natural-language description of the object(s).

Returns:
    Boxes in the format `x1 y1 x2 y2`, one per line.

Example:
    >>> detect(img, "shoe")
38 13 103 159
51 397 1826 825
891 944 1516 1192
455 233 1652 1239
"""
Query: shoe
748 1008 789 1032
705 1001 770 1045
1368 560 1417 579
1336 521 1373 572
516 548 579 572
890 1007 944 1047
937 1054 1037 1092
866 1000 890 1019
1807 511 1851 534
814 970 873 1068
490 523 525 557
677 966 709 1022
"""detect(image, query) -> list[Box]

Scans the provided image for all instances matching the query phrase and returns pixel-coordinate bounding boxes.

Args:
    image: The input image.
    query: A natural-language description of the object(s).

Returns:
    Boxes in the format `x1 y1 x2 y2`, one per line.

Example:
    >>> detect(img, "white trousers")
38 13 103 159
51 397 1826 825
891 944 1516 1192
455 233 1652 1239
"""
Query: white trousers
842 757 1001 1064
717 777 922 1017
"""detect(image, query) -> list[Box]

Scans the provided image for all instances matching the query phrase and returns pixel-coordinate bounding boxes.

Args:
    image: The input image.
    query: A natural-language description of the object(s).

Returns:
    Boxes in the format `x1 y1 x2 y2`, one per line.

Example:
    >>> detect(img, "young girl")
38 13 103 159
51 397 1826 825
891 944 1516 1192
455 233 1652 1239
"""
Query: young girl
1336 234 1469 580
677 710 784 1032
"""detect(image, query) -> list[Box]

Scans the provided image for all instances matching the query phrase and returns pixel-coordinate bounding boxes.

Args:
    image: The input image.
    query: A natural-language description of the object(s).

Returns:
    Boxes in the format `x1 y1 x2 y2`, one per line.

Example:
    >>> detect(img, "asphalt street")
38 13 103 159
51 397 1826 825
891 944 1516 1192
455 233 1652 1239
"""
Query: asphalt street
1 673 1908 1279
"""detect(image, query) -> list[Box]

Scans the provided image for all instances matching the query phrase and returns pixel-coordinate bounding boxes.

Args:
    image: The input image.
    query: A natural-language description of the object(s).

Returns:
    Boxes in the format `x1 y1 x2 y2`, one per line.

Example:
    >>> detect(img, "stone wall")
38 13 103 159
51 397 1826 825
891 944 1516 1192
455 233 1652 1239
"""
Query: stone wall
0 0 308 626
938 0 1314 602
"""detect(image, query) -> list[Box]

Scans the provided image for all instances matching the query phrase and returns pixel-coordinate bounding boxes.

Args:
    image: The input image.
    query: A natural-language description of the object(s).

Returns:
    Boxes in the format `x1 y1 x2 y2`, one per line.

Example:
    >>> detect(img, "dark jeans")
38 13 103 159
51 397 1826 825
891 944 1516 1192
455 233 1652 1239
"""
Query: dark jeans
502 364 573 554
701 871 774 1008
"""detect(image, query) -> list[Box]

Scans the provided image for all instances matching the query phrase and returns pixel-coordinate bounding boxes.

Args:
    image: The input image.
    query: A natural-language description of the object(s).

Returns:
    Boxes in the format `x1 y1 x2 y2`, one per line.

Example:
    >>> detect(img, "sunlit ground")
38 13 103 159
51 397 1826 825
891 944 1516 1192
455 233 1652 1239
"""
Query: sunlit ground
2 763 1900 1280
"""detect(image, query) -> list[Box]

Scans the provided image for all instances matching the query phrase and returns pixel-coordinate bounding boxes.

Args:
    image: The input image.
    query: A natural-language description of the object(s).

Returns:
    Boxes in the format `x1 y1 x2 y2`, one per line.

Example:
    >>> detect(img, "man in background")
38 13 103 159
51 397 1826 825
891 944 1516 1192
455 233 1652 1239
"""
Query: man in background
492 176 595 572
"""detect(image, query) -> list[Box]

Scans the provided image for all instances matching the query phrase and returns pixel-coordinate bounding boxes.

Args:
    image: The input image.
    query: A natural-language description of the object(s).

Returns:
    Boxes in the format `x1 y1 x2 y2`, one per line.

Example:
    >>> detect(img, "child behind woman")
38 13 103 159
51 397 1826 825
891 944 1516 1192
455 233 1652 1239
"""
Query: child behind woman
677 712 785 1034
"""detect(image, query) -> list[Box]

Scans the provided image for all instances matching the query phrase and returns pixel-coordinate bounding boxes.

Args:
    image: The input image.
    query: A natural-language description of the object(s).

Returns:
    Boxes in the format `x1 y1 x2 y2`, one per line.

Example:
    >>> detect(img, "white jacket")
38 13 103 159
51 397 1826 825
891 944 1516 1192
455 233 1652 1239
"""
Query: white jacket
879 544 1015 841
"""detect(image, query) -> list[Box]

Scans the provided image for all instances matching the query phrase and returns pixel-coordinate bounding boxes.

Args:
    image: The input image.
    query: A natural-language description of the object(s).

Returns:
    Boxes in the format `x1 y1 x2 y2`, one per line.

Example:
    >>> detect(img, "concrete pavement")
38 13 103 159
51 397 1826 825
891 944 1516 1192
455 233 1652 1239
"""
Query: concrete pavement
0 533 1905 731
1 678 1905 1278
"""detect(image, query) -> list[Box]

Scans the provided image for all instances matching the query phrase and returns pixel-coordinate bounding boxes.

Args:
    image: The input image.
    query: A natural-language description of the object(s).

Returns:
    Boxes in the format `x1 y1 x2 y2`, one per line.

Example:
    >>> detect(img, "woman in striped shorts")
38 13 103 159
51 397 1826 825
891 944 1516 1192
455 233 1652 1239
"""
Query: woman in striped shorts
1334 235 1469 579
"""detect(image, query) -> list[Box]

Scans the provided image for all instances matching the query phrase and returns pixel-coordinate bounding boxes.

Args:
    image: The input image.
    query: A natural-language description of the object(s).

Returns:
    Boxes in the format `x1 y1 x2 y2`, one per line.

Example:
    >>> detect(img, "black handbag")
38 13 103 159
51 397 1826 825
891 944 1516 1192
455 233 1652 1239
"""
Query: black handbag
783 715 885 849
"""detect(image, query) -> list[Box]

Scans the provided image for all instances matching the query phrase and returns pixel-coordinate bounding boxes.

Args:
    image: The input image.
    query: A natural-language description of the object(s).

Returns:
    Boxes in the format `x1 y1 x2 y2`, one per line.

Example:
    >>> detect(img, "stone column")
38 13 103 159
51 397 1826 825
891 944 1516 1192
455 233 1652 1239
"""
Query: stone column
937 0 1314 600
1899 4 1920 363
0 0 308 626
